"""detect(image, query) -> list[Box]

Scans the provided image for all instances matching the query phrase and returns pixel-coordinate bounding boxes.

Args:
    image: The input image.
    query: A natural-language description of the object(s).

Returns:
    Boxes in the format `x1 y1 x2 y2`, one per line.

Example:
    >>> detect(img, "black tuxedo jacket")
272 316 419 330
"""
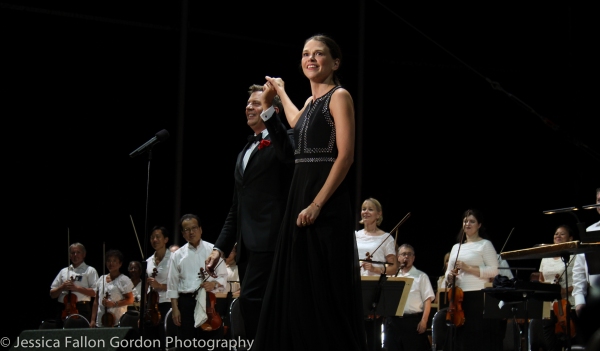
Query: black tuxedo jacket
215 114 294 261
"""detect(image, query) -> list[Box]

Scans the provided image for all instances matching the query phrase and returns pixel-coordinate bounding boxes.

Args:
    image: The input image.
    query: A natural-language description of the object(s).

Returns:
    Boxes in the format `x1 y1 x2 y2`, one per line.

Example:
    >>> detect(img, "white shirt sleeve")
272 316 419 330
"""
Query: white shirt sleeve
479 240 499 279
572 253 588 306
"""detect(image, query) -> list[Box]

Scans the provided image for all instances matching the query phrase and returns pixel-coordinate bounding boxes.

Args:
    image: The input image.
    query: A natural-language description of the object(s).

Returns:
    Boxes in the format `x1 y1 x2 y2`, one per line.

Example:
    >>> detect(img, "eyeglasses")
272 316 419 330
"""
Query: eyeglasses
182 225 199 233
398 252 414 257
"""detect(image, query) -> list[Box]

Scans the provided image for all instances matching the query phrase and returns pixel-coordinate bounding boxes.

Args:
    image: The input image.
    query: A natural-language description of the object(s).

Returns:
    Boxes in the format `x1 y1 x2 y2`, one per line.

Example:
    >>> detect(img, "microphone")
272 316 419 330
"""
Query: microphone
129 129 170 158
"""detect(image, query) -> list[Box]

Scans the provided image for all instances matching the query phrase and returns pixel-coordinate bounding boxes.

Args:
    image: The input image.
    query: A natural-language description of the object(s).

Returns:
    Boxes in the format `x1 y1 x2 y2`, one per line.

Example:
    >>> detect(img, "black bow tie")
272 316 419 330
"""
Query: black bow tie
248 134 263 143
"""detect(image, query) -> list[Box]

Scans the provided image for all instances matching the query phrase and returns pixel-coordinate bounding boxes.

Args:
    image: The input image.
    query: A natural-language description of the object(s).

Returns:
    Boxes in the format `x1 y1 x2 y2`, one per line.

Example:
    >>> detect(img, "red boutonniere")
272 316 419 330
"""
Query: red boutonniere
258 139 271 150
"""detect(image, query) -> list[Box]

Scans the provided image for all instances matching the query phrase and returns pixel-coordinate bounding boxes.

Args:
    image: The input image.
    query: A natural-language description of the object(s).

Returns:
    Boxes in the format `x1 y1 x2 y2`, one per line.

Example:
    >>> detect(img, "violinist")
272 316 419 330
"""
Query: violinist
167 214 227 346
127 260 142 311
537 224 582 350
384 244 434 351
354 198 397 350
50 243 98 326
90 249 134 327
145 226 172 350
444 209 501 351
355 198 398 276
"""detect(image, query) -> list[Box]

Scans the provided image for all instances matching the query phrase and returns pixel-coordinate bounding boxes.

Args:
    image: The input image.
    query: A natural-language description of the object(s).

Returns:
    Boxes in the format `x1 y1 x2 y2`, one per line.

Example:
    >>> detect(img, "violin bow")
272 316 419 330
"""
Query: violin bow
499 227 515 254
67 227 71 278
391 212 411 251
130 215 145 260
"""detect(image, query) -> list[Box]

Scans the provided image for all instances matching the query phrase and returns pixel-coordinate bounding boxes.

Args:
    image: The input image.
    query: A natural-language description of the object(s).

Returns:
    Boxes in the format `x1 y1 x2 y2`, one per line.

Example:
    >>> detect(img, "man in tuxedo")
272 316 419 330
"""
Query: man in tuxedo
206 84 294 342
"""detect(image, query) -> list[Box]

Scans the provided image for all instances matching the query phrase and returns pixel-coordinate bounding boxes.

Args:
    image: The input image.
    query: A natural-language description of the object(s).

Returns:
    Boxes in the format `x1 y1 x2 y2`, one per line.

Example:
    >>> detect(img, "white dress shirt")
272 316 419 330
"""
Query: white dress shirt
166 240 227 298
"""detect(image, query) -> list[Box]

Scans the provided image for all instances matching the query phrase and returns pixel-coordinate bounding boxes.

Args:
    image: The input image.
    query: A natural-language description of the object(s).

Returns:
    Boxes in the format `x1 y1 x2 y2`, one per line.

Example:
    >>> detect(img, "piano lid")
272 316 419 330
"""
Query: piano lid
500 241 600 260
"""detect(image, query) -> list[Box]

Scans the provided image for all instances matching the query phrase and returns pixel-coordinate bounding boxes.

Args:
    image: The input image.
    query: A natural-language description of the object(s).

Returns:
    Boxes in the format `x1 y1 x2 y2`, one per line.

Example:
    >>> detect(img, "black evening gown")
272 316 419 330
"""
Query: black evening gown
253 86 368 351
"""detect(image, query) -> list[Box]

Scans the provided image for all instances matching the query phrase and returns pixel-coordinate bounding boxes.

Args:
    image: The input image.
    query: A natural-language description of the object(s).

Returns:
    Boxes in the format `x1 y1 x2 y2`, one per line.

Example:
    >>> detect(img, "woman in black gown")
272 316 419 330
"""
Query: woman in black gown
253 34 368 351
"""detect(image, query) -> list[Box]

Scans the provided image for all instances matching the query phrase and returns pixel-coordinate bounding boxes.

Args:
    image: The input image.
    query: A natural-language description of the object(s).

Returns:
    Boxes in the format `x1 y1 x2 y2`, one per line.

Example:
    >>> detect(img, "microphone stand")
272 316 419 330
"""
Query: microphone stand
137 147 154 338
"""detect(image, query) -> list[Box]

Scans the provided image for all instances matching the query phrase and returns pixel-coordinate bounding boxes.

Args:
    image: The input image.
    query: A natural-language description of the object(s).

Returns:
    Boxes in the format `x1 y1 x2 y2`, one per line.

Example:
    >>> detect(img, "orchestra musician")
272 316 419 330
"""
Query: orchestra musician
50 242 98 326
385 243 435 351
127 260 142 311
572 187 600 345
90 249 135 327
445 209 501 351
167 214 227 348
537 224 581 350
354 197 397 350
145 225 172 351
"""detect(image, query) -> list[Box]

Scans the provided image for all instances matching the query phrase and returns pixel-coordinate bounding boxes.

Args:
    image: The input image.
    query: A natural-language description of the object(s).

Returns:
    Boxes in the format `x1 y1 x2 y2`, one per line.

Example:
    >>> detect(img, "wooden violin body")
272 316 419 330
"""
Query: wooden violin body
144 268 161 326
446 285 465 327
200 291 222 331
62 276 79 320
101 291 116 327
553 298 576 339
197 267 222 331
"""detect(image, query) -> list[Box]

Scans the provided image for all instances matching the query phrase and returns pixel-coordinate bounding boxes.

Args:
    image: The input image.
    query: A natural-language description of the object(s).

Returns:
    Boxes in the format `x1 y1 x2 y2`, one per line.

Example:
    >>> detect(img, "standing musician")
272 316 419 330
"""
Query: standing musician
167 214 227 349
145 225 172 350
354 197 397 350
444 209 501 351
537 224 581 350
90 249 135 327
50 242 98 326
572 187 600 345
385 244 434 351
127 260 142 311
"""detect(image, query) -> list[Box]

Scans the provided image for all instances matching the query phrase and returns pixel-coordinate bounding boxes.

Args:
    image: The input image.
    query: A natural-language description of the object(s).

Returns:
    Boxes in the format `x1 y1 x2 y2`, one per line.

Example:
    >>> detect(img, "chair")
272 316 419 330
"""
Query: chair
63 314 90 329
164 308 178 342
118 310 140 330
229 298 246 342
528 318 545 351
430 308 448 351
39 319 58 329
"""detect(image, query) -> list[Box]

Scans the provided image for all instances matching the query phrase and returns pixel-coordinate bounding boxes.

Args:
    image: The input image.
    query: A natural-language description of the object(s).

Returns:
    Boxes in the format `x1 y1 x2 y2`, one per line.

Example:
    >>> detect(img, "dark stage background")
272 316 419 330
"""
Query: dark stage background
2 0 598 345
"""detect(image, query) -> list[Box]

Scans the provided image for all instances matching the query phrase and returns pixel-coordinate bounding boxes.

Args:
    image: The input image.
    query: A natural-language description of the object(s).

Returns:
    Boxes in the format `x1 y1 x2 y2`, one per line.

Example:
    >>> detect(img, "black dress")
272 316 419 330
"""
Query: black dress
253 86 368 351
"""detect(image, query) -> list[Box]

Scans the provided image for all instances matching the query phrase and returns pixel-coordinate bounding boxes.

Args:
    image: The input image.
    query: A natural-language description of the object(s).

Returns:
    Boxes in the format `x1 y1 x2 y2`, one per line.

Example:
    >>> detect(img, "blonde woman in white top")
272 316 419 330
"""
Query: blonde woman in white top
355 198 398 276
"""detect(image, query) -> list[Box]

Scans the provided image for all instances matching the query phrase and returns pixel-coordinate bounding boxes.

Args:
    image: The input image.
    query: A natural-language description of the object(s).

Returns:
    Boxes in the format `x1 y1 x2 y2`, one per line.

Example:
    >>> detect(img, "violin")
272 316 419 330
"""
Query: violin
446 226 466 328
101 290 116 327
197 267 222 331
62 276 79 320
551 274 576 339
144 267 161 326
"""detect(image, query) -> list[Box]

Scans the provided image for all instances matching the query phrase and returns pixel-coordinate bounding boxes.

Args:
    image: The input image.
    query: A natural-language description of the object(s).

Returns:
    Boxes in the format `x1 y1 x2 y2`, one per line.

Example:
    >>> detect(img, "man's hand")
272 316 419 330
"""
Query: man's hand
172 307 182 326
205 250 221 278
417 319 427 334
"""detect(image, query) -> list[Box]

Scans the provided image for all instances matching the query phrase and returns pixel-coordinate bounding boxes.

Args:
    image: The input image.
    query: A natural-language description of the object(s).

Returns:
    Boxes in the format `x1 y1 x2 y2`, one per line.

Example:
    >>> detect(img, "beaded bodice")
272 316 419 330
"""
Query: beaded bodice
294 86 341 163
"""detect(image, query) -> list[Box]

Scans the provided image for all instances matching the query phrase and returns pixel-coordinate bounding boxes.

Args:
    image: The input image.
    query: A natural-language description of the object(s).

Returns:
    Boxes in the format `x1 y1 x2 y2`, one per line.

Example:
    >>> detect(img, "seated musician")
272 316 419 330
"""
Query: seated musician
385 243 434 351
167 214 227 348
127 260 142 311
50 242 98 326
90 249 135 327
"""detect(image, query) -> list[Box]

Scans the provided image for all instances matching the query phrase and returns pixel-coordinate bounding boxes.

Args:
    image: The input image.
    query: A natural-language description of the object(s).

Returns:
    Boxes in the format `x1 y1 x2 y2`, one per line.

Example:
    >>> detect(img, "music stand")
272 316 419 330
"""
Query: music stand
361 276 412 351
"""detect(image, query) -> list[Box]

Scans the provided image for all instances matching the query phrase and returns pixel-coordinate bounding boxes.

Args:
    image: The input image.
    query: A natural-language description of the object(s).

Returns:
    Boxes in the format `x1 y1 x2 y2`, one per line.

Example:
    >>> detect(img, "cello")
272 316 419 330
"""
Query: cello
446 226 466 327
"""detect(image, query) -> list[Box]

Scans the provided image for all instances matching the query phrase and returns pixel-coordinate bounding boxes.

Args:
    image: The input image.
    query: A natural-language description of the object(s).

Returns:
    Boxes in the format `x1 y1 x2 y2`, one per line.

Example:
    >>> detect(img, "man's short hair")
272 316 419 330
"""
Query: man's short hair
248 84 283 113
